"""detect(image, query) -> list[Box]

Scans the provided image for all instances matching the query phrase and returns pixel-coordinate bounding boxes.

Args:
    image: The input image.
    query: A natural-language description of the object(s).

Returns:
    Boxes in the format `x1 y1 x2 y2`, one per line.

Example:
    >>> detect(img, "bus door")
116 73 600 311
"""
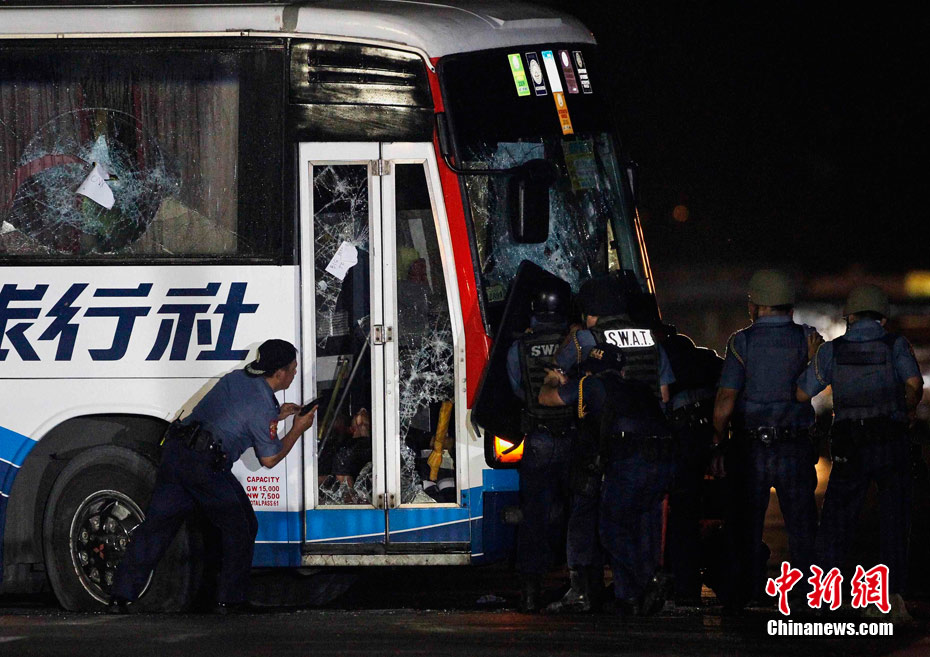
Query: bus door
298 143 469 563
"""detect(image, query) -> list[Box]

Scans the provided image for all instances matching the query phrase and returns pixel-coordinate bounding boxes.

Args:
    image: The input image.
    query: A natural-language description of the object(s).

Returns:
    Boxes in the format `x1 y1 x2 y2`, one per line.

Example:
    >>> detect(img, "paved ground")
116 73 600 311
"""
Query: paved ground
1 565 928 657
3 475 930 657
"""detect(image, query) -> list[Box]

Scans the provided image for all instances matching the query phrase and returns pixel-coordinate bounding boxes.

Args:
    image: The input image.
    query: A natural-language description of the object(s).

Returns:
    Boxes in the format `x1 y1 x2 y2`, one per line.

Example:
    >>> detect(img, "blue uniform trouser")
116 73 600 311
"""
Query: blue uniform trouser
726 436 817 605
817 436 911 594
666 423 711 600
567 488 602 569
517 430 571 577
112 439 258 605
600 451 675 601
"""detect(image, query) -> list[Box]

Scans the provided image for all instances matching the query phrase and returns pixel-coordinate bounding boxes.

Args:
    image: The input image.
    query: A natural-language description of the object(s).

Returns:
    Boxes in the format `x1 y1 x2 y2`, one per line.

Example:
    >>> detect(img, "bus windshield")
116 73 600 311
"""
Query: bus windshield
439 46 647 306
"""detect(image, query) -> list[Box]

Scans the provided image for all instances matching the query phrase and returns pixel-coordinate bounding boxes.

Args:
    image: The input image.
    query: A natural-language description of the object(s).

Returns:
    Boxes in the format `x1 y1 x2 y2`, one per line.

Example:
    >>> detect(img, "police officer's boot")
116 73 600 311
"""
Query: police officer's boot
544 569 592 613
519 576 543 613
640 571 673 616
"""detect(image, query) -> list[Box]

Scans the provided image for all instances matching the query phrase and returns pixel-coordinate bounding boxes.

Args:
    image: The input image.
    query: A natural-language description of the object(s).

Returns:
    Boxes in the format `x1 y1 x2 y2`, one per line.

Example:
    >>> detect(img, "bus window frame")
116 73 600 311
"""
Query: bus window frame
0 37 292 266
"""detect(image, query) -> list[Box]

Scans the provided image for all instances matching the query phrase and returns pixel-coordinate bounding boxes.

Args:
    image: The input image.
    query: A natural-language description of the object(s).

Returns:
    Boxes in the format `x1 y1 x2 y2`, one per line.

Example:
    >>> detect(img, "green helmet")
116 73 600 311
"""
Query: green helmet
843 284 889 318
748 269 795 306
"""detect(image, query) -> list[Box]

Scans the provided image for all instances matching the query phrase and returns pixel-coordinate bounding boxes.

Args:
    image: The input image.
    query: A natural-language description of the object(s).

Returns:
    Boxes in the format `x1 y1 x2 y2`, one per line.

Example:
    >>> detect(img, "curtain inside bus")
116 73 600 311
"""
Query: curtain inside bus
0 41 284 259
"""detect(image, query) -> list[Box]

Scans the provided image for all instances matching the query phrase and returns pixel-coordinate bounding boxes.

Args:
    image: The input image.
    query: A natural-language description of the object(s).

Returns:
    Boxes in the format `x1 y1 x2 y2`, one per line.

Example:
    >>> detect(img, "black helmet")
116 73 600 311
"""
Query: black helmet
578 276 627 316
582 344 625 375
530 280 571 323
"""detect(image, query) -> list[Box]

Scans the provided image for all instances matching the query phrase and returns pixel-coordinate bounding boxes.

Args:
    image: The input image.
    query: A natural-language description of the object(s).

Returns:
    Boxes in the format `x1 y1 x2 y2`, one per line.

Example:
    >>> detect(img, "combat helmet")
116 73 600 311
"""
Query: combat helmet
747 269 795 307
843 284 889 318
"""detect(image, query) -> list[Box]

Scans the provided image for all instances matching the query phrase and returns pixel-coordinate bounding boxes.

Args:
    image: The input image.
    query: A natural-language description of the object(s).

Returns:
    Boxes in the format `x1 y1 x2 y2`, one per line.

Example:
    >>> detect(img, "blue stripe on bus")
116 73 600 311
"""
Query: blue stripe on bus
0 424 36 497
252 542 301 567
255 510 301 543
388 518 470 543
387 506 470 531
0 424 36 467
481 468 519 492
305 508 386 543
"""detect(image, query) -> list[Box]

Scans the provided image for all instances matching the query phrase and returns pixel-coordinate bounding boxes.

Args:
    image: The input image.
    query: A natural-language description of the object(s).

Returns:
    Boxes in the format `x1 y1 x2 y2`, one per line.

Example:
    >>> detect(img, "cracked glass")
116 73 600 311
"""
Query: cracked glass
0 44 283 258
312 164 374 506
394 163 455 505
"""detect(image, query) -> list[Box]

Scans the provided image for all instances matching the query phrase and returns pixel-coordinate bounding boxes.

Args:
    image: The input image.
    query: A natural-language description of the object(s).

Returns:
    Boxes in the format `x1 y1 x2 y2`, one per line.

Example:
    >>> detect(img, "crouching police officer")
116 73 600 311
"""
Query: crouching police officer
506 282 575 612
712 270 823 611
541 344 676 616
797 285 923 622
110 339 317 613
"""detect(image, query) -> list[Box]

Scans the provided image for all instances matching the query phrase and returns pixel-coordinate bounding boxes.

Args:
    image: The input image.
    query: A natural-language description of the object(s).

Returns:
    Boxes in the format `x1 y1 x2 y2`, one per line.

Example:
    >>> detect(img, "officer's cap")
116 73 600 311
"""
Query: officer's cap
843 284 889 318
578 276 626 316
245 339 297 377
582 345 625 375
748 269 795 307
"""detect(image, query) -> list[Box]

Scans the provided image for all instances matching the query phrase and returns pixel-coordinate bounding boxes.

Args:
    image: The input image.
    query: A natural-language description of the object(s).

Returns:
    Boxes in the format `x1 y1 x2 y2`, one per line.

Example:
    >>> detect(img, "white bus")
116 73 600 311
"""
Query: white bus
0 0 656 610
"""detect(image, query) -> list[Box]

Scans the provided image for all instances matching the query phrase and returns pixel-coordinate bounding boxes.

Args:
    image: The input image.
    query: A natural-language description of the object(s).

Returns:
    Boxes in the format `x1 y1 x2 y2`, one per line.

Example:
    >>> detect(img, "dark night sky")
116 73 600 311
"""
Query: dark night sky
542 1 926 275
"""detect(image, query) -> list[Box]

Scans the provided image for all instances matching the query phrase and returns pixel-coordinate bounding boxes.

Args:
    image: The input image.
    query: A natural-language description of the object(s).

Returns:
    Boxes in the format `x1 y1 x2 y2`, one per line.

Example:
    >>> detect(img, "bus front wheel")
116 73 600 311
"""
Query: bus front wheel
42 445 196 612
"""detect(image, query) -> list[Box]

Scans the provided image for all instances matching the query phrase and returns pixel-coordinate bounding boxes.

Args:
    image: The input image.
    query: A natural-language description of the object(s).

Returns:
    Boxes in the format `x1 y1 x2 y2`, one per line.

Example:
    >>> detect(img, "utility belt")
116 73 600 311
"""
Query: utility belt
521 413 572 438
164 420 228 472
606 431 676 461
670 399 714 429
830 417 906 444
737 426 810 446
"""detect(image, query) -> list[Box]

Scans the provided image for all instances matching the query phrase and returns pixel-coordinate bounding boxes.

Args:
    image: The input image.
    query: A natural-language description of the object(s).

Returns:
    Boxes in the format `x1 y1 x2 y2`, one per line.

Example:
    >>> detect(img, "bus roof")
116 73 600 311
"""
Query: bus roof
0 1 596 59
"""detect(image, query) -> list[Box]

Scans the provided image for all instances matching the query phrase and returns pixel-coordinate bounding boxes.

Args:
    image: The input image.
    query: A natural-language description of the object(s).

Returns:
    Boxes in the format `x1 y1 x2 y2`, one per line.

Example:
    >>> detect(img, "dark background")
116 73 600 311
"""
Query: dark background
539 1 925 276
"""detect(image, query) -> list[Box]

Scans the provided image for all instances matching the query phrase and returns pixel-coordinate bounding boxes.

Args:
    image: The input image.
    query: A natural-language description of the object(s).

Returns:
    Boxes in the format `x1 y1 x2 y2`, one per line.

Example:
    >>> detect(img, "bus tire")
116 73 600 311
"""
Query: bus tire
42 445 196 612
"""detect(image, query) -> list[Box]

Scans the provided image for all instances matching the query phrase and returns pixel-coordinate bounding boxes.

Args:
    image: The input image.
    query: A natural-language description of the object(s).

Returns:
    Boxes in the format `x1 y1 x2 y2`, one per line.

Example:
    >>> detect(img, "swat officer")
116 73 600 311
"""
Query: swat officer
110 339 317 613
712 269 822 611
506 281 574 612
797 285 923 622
661 331 723 607
541 344 676 615
545 275 675 614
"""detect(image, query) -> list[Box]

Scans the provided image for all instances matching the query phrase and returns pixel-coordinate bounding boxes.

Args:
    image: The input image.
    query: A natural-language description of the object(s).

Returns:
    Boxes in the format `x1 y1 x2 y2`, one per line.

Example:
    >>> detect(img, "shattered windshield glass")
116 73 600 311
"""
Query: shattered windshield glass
440 45 647 308
462 133 641 302
0 43 283 258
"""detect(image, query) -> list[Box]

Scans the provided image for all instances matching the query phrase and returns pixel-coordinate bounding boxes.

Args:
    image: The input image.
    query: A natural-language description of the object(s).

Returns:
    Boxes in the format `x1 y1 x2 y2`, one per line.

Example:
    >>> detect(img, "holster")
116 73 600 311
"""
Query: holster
163 419 203 447
165 420 227 472
570 431 603 495
569 455 603 496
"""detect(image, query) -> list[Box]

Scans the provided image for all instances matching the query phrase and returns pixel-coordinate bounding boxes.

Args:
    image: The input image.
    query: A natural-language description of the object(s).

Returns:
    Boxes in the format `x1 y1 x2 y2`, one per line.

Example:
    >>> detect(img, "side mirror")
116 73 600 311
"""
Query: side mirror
508 159 558 243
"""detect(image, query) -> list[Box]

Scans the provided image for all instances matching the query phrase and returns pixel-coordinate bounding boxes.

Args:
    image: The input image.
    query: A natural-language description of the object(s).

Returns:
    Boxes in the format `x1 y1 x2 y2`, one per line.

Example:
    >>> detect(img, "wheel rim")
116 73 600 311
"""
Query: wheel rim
68 490 151 604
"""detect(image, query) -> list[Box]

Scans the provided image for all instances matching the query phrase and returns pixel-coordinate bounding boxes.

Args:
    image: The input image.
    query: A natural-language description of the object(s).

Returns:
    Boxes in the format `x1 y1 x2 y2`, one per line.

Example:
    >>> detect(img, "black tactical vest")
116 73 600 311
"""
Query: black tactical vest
832 333 905 421
584 371 671 449
589 315 661 398
517 326 574 433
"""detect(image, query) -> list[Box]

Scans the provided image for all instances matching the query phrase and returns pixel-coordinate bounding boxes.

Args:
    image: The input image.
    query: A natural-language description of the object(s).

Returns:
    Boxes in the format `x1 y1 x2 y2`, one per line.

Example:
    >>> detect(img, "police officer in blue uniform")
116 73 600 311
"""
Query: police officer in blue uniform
712 270 823 611
506 282 574 612
797 285 923 621
661 331 723 607
110 339 317 613
545 276 675 614
541 343 676 615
